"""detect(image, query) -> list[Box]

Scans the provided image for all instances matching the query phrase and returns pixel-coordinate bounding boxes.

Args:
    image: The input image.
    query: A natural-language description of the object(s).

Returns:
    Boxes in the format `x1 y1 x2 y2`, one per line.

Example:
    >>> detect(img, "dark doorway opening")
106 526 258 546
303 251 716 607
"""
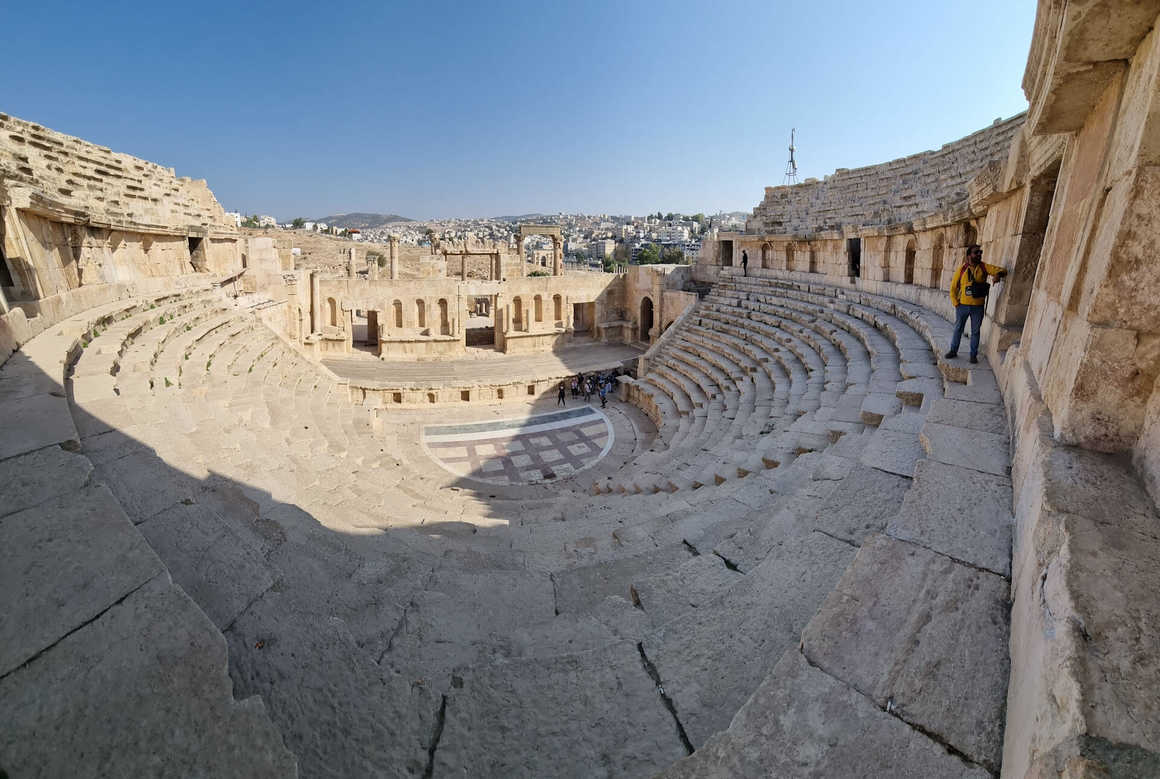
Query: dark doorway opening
1007 160 1060 326
573 302 596 336
904 239 916 284
0 242 13 288
847 238 862 279
639 296 654 342
466 327 495 347
364 308 378 347
188 237 207 272
720 240 734 267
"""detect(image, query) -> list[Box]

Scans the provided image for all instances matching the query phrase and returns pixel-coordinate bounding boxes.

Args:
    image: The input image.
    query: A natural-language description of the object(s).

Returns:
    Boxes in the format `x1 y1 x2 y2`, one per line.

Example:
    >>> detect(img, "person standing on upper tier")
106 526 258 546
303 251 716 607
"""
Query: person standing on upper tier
741 249 749 276
557 381 566 407
945 244 1007 364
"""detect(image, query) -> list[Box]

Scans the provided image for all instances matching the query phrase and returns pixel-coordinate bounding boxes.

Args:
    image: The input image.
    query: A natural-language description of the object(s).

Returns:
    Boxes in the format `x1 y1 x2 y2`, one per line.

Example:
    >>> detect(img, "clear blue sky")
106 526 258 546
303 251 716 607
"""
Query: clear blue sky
3 1 1035 220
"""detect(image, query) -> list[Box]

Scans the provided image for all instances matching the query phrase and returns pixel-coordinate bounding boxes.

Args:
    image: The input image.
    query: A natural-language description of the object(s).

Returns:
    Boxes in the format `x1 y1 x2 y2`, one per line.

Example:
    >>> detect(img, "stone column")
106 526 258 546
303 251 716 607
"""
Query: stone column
389 235 400 280
367 253 379 280
309 271 322 334
552 235 563 276
347 247 357 278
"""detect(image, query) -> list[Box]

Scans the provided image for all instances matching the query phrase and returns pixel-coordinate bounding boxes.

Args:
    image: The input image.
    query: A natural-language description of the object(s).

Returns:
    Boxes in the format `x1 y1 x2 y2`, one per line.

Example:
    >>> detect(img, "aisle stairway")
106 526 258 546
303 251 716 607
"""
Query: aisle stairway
2 274 1015 777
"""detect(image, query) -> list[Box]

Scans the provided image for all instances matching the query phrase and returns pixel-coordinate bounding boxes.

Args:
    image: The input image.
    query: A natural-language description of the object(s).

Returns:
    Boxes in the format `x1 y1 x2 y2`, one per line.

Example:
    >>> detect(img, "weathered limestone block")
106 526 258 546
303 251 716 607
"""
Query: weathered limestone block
137 501 275 630
435 641 688 776
646 530 855 747
1004 439 1160 778
859 426 925 478
802 534 1009 772
814 463 912 543
921 421 1010 476
887 458 1013 576
0 575 297 777
0 482 164 676
0 392 78 460
0 444 92 517
661 650 990 778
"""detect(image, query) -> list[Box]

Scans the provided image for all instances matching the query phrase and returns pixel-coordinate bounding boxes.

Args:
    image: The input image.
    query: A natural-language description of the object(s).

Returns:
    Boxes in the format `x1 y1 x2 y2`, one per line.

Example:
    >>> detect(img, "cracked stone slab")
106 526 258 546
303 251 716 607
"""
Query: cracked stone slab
0 575 297 778
887 459 1013 576
895 377 943 407
859 426 925 478
814 463 912 544
0 483 164 677
802 534 1009 772
944 369 1003 405
225 584 435 777
660 650 990 778
646 530 856 747
382 565 556 679
435 641 688 777
0 445 92 518
138 501 275 630
860 392 903 425
95 449 203 521
926 397 1009 436
0 392 78 461
920 421 1010 476
629 552 745 626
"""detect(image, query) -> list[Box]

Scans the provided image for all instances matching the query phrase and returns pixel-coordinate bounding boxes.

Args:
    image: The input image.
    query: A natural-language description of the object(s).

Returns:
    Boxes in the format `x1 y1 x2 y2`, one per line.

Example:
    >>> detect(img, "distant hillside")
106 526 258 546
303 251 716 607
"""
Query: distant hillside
494 213 548 222
309 212 414 229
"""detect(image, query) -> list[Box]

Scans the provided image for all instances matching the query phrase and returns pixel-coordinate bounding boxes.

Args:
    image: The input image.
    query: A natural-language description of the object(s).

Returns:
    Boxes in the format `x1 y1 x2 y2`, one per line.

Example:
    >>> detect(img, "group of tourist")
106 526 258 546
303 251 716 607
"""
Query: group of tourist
557 370 618 408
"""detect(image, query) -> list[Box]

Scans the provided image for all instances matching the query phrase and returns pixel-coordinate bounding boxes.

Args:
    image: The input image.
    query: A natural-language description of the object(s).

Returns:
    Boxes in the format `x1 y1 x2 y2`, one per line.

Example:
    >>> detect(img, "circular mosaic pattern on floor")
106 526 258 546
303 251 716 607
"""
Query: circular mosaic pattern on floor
420 405 614 485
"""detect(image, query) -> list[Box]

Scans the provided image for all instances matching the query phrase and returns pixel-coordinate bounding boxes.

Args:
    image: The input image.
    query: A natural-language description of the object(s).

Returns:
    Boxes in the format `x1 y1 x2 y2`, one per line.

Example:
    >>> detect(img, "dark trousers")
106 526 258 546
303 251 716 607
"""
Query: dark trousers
949 304 984 357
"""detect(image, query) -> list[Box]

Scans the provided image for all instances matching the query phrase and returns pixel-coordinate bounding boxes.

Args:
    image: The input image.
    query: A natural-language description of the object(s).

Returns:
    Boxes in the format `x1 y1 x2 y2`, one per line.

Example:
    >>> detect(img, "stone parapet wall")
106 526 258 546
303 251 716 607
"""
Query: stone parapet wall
0 113 235 234
0 115 241 307
748 114 1025 235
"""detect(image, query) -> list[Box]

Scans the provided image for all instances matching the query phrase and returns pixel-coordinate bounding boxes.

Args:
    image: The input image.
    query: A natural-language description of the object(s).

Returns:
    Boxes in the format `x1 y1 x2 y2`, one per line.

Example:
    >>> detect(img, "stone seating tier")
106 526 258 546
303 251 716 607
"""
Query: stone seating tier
747 114 1023 234
3 274 1016 776
0 113 235 232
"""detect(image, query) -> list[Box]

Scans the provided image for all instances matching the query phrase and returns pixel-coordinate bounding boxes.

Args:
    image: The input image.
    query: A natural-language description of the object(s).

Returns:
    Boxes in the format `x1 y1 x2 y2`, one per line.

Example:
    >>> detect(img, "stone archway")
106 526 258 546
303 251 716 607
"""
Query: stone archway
517 224 563 276
639 296 654 342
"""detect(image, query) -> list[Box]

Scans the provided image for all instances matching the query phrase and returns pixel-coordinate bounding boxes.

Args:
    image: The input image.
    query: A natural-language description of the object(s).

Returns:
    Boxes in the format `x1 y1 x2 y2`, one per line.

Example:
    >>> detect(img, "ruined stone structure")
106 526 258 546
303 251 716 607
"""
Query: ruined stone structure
3 3 1159 776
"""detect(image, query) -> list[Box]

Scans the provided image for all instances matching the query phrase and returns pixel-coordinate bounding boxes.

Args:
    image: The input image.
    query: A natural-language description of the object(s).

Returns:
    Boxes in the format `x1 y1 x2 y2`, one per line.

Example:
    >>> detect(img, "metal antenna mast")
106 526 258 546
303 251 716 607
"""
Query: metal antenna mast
783 128 799 185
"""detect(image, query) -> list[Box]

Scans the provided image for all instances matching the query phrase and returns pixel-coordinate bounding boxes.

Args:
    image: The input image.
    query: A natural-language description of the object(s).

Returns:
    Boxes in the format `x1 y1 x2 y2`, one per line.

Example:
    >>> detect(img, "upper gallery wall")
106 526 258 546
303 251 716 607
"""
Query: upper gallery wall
747 114 1026 235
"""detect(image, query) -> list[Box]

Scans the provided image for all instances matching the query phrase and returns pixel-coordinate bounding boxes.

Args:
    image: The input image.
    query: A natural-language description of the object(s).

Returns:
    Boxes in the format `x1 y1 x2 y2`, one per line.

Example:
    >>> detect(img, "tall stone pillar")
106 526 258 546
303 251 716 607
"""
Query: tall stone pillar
552 235 563 276
347 247 357 278
389 235 400 280
309 271 322 334
367 252 379 280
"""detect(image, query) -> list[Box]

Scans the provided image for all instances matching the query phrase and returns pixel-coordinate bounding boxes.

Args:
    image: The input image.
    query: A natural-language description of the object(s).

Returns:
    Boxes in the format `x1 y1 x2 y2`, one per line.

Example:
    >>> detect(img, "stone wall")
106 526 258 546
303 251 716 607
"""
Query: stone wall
306 270 629 359
700 5 1160 774
0 113 240 309
747 115 1024 235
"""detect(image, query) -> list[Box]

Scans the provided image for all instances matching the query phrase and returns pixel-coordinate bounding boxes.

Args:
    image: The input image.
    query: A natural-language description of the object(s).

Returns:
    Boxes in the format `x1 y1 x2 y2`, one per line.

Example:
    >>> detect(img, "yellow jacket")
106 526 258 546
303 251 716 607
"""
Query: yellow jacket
950 262 1007 306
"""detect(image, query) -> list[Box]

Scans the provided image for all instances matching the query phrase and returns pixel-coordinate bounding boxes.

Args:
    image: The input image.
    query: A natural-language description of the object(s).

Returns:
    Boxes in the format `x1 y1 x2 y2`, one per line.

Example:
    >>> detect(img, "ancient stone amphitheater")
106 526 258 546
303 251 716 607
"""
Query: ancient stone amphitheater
3 4 1159 777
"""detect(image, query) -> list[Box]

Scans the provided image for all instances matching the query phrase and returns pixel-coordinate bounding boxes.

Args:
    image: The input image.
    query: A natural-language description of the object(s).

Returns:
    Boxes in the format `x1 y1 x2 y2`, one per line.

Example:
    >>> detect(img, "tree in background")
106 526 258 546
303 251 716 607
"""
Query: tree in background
291 217 305 229
661 246 685 264
636 243 661 265
241 214 260 228
612 242 629 268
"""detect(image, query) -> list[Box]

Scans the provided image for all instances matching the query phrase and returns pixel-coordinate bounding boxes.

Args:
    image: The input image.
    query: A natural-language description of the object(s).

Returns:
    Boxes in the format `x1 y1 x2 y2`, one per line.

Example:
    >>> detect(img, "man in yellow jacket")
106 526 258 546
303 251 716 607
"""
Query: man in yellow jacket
945 244 1007 364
